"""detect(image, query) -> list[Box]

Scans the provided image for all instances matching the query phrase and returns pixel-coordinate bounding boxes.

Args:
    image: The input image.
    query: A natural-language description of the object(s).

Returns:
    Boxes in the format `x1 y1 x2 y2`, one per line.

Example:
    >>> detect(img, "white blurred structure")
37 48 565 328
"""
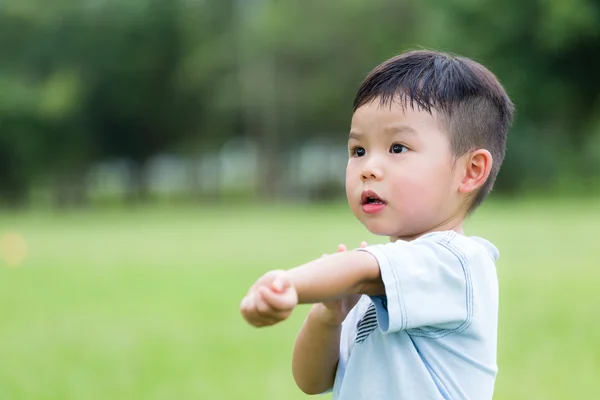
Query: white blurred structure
86 137 349 202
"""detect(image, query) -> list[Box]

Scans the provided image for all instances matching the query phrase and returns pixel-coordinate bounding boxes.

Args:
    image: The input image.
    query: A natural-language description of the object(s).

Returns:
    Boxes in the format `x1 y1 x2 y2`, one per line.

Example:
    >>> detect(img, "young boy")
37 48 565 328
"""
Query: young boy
240 50 514 399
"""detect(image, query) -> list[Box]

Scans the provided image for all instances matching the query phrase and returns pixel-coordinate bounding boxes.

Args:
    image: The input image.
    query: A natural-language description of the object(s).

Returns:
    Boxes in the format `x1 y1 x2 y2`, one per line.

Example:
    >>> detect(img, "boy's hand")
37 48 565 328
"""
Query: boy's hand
312 241 367 326
240 270 299 327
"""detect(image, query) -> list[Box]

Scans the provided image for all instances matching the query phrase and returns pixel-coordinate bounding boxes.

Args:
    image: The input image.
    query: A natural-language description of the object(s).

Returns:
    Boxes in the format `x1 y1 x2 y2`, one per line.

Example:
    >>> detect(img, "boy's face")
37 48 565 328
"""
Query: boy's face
346 100 465 241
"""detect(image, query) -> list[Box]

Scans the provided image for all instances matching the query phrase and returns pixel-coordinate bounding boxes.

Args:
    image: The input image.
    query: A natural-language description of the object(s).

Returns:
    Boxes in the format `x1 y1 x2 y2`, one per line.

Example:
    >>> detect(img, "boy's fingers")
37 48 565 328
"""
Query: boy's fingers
337 244 347 252
259 287 296 312
254 289 292 325
254 291 275 316
241 293 280 327
240 295 257 322
241 294 258 317
271 272 291 293
360 241 368 248
256 290 292 318
240 296 248 313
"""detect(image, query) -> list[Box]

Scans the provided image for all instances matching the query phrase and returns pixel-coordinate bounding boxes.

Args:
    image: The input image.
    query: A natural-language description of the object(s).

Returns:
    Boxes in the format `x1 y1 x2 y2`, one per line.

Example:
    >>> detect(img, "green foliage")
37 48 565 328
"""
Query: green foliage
0 0 599 204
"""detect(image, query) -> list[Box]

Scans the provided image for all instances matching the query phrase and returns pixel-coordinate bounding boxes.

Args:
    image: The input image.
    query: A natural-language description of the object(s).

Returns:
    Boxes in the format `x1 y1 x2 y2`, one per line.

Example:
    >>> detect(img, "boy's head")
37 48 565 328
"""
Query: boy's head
345 50 514 240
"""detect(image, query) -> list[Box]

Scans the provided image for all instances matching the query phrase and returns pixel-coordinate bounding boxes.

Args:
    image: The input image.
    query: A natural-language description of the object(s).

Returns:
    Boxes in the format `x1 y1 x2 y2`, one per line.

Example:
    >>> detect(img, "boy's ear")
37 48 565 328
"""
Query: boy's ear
458 149 493 194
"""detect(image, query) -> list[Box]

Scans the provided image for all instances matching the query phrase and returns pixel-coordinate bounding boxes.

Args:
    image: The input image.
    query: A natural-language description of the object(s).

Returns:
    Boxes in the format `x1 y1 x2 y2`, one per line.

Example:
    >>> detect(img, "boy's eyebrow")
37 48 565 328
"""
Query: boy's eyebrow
349 125 417 140
384 125 417 135
348 132 362 140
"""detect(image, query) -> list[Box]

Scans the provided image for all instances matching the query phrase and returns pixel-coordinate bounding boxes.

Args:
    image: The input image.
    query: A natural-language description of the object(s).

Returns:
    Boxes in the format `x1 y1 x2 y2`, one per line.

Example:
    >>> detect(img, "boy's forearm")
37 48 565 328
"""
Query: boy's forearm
292 305 342 395
287 250 384 304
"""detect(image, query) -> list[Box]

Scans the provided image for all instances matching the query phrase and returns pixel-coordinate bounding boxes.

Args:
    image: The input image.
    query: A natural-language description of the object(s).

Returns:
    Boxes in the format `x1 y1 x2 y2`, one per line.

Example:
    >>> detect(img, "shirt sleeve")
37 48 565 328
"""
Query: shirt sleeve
357 232 473 334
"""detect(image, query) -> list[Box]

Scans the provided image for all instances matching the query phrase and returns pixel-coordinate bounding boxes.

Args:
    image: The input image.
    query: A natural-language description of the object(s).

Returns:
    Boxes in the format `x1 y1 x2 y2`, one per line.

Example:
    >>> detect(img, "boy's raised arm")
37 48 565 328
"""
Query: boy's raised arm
288 250 384 303
240 249 384 328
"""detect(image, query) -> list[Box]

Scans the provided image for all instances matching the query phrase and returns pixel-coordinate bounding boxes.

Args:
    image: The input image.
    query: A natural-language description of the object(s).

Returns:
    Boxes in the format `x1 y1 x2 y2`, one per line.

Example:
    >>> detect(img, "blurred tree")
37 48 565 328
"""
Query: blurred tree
0 5 89 207
176 0 242 199
85 0 187 202
0 0 599 208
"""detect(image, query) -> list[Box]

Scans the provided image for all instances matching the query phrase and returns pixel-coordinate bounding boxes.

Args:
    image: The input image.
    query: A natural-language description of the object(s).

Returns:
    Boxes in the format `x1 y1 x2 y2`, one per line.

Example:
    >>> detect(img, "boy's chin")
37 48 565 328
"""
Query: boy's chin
361 221 420 240
361 222 398 237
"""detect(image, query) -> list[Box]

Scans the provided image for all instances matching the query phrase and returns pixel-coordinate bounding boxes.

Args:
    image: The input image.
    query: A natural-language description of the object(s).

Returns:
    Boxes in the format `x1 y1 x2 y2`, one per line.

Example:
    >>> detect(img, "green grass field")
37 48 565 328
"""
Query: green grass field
0 199 599 399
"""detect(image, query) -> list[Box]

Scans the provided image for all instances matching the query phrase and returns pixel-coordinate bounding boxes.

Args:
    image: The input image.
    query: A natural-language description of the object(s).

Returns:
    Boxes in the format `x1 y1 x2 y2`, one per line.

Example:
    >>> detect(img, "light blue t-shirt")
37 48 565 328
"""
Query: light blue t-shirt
330 231 499 400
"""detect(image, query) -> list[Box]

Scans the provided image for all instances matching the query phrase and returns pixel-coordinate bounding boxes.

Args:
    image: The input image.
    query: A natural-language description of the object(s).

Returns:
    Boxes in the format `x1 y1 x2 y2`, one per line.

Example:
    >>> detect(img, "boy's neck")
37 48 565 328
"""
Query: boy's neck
389 219 465 243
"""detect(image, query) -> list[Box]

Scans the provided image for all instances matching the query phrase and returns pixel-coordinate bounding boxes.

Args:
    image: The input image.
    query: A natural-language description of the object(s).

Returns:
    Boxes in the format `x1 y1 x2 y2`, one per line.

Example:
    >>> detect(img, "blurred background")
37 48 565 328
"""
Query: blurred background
0 1 599 399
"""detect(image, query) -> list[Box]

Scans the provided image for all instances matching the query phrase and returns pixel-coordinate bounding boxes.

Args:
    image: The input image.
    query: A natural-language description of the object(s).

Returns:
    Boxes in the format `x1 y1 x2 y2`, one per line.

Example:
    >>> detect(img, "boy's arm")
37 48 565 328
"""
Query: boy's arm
291 243 367 395
240 250 383 328
288 250 384 303
292 304 342 395
289 249 380 394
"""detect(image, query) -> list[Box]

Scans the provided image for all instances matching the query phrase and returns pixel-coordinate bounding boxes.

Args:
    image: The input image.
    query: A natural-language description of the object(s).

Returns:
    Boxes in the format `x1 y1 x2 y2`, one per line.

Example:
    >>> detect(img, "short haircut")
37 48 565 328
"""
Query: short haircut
353 50 515 211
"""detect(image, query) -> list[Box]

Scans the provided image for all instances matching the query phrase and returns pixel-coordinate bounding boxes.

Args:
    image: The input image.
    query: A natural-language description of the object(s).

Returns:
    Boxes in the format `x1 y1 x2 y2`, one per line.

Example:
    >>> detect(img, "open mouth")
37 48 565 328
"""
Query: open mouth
361 190 386 205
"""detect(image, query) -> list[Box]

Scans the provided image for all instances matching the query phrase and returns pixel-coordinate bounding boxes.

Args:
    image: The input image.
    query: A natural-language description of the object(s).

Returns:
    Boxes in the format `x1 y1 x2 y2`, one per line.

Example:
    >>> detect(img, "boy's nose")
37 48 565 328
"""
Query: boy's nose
360 163 383 181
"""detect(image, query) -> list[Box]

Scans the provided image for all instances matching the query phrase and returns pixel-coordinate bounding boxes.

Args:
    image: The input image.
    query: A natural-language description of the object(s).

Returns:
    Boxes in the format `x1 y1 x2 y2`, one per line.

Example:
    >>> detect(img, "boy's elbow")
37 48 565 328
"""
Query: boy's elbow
292 369 333 395
294 379 332 396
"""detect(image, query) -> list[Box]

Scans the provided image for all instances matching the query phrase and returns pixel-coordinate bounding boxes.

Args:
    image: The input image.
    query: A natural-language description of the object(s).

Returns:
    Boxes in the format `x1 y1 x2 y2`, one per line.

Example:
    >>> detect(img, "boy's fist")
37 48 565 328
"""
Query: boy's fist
240 270 298 327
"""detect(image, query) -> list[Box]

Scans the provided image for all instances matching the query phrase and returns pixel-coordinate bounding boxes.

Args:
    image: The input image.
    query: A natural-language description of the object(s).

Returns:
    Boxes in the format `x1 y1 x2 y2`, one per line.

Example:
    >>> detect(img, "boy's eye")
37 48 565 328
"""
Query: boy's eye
351 147 366 157
390 143 407 154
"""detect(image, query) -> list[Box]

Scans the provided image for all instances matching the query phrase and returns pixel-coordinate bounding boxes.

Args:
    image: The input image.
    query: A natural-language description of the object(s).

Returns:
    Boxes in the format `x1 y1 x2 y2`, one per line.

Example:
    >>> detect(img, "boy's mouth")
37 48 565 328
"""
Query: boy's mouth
361 190 386 205
361 190 387 214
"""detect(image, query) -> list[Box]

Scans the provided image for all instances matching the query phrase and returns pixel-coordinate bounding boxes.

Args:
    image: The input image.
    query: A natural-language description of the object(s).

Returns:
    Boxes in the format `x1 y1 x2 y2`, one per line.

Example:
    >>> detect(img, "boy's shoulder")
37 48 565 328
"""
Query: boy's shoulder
415 230 499 263
355 229 498 335
366 230 499 266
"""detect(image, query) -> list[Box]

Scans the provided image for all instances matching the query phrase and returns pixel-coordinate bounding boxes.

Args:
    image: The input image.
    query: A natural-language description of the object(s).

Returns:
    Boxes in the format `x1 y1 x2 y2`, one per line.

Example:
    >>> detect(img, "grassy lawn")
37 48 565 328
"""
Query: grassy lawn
0 199 598 399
